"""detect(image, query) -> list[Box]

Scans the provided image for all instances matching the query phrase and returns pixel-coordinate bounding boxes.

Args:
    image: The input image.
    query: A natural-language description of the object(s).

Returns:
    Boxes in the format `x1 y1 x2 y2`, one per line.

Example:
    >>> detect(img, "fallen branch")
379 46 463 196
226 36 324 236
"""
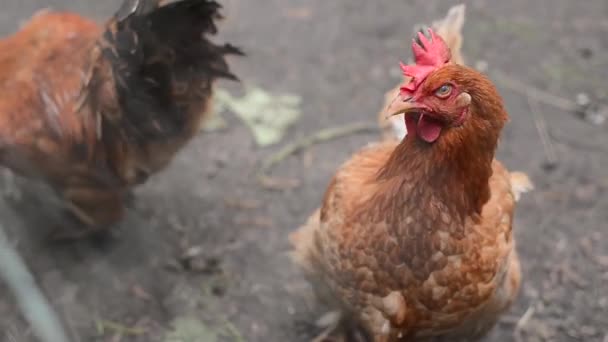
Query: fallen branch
0 225 70 342
258 122 378 177
550 130 608 153
491 70 577 112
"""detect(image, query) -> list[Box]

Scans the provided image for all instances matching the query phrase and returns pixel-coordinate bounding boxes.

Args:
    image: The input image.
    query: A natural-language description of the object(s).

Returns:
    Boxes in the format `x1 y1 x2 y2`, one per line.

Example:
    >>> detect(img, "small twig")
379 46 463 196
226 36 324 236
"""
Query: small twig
492 70 577 112
222 319 245 342
515 304 536 333
258 122 378 177
95 319 146 336
527 96 558 167
258 176 301 191
0 225 70 342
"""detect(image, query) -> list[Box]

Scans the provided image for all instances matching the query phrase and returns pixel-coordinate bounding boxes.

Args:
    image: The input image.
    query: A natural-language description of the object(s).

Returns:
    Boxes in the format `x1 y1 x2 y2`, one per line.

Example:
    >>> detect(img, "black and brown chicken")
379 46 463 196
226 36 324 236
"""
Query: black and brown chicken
0 0 242 239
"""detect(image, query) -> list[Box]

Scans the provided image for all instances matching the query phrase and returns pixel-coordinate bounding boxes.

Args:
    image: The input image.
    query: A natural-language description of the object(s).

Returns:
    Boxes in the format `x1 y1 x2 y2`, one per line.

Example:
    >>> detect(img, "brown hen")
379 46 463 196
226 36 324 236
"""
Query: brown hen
0 0 242 239
291 9 532 342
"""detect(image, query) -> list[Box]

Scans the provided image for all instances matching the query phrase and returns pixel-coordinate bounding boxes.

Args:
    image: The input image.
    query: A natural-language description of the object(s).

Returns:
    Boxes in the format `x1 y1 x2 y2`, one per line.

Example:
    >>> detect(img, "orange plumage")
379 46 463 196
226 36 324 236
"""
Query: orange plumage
291 5 532 341
0 0 241 239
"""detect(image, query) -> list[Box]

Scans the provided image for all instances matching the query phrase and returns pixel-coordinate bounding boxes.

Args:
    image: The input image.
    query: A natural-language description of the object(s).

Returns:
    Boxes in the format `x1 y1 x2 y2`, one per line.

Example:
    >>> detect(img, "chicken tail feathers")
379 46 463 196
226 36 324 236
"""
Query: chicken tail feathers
429 3 466 65
86 0 243 142
509 171 534 202
289 209 321 273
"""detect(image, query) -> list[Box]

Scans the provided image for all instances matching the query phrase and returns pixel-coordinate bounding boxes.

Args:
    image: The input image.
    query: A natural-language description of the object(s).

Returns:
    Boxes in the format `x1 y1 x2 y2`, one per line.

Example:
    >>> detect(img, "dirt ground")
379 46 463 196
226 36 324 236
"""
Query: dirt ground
0 0 607 341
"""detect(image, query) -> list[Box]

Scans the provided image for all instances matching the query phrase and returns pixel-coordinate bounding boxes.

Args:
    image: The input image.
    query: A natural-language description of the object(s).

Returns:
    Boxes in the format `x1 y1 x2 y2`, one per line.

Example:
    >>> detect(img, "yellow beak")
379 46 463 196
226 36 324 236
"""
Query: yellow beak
384 93 421 119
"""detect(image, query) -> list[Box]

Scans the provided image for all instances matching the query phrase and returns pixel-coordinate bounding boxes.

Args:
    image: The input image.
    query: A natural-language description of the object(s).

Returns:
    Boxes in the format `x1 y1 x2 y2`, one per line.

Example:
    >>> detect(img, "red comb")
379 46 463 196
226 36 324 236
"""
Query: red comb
399 28 452 95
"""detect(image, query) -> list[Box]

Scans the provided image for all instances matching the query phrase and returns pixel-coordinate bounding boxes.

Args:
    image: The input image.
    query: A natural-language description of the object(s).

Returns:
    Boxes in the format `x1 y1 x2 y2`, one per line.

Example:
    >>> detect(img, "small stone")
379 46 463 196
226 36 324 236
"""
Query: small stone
164 259 183 272
579 47 593 59
586 106 607 126
211 284 226 297
576 93 591 107
474 60 488 73
181 245 204 260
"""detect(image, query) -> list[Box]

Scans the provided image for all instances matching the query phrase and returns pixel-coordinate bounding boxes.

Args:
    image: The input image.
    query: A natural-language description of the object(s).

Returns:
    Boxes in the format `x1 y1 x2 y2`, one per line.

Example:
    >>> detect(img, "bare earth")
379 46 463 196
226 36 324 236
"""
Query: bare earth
0 0 607 341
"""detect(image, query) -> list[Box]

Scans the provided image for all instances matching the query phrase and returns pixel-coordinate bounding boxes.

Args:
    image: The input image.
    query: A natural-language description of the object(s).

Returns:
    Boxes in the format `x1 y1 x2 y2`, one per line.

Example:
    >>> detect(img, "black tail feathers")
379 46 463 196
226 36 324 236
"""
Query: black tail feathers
92 0 243 141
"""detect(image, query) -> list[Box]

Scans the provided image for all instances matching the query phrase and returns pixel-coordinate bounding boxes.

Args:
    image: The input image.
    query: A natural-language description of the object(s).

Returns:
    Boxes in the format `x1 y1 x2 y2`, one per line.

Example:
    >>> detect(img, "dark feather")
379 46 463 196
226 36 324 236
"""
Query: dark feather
91 0 243 143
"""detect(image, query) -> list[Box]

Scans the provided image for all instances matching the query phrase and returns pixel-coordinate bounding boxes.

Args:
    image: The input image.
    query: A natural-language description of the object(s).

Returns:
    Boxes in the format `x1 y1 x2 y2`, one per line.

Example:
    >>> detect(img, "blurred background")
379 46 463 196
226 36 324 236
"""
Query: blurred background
0 0 607 341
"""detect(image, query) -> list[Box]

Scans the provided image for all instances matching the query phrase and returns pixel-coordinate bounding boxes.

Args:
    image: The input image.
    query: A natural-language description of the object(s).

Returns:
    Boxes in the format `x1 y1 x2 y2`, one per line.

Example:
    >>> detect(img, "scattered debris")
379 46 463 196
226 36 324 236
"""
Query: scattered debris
180 245 204 261
576 92 592 108
575 92 607 126
215 87 302 146
258 122 378 177
163 317 218 342
201 274 230 298
178 247 221 274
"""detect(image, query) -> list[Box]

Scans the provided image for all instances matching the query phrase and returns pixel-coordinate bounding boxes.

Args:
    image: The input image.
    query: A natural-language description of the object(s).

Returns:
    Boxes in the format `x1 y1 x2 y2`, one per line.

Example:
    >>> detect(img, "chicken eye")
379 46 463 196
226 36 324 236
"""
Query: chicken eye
435 84 452 98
